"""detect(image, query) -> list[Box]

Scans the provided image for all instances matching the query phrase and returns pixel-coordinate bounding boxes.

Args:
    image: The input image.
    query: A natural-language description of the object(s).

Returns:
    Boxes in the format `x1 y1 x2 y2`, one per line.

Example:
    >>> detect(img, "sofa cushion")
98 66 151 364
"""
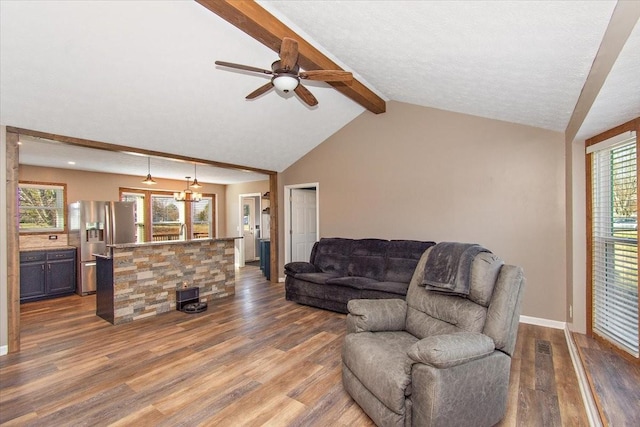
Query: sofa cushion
284 261 317 276
348 256 387 280
326 276 379 290
468 252 504 307
351 238 389 257
313 238 353 276
385 240 436 283
406 291 487 338
348 239 388 280
343 331 419 414
361 281 409 296
295 272 340 285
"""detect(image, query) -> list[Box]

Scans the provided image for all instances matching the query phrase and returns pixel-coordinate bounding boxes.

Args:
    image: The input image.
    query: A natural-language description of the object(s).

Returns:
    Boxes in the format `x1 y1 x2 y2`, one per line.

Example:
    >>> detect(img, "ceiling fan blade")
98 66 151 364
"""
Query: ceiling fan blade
279 37 299 71
215 61 273 75
294 84 318 107
299 70 353 82
246 82 274 99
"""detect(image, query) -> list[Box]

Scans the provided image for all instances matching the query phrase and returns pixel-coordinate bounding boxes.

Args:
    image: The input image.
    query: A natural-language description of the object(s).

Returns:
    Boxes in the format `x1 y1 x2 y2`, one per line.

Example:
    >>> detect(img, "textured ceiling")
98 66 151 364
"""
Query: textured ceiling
1 1 638 183
0 1 364 178
263 0 618 131
576 17 640 141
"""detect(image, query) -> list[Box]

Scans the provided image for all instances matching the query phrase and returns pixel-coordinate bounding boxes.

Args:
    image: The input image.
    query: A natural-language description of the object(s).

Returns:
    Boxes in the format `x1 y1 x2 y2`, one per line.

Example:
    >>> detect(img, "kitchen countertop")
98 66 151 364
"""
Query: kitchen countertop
20 246 76 252
107 236 241 250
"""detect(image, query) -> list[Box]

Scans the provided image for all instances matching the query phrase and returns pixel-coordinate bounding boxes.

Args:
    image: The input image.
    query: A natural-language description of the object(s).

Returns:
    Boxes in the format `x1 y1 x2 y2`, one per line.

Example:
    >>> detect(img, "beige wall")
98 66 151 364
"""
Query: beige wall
225 180 270 238
225 180 270 265
18 165 229 240
280 101 567 322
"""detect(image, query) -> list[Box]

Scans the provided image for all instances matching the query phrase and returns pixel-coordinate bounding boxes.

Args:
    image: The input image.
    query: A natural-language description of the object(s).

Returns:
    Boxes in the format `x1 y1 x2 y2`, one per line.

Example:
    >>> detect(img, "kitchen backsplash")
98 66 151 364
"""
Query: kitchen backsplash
20 234 69 249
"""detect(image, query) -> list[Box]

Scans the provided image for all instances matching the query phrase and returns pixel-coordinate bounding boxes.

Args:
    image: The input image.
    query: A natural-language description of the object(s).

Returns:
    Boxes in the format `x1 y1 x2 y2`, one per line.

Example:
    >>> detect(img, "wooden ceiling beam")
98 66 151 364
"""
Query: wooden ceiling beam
7 126 276 176
196 0 386 114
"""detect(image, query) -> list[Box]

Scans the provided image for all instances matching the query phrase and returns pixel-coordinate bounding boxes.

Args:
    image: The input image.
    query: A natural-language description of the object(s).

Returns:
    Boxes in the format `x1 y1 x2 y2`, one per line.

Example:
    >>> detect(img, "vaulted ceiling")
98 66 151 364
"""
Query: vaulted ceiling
1 1 638 183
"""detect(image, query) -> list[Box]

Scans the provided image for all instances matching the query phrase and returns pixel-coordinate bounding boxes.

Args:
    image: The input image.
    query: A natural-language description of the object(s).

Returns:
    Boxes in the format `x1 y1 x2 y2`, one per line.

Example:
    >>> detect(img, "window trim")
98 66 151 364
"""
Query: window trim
18 180 68 234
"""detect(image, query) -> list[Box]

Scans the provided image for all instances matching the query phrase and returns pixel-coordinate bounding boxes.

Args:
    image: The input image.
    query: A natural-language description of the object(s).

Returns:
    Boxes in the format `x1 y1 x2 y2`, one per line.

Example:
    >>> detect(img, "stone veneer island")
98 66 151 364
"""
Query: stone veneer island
95 237 239 325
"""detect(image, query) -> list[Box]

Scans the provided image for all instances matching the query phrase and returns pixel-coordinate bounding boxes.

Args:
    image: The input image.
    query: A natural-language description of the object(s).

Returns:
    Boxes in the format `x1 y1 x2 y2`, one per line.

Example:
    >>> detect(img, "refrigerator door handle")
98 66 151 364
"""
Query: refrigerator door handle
105 202 117 246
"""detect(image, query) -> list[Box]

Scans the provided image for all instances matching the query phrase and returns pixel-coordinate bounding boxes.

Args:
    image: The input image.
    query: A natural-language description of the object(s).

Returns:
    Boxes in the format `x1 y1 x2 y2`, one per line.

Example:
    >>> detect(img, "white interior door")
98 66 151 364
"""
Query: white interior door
290 188 317 262
242 197 256 261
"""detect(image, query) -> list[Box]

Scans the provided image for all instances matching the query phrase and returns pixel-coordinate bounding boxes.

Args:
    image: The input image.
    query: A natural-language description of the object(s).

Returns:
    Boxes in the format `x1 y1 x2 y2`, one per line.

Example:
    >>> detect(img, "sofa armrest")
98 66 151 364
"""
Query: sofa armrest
408 332 495 368
284 261 317 276
346 299 407 333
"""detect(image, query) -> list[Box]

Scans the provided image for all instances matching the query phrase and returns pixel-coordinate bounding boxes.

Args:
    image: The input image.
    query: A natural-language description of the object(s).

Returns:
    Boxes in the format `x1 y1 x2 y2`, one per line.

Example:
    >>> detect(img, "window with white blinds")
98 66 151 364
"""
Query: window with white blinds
589 132 638 357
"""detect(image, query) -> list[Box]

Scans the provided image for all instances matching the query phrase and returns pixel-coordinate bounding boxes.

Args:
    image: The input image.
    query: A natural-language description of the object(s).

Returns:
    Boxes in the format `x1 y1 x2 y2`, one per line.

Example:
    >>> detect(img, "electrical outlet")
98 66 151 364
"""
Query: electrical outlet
569 305 573 319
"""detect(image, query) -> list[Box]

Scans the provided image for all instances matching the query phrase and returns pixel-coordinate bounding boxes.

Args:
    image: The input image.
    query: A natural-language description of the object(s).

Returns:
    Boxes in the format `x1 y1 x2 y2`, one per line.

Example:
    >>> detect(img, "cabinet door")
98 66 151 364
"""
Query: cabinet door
20 262 46 300
47 259 76 294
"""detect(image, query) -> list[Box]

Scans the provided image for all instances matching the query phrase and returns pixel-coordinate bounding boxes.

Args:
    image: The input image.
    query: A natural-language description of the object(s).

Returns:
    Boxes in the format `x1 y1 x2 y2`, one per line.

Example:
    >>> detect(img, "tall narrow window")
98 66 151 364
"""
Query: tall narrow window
587 127 638 358
192 197 214 239
121 191 145 243
151 194 185 241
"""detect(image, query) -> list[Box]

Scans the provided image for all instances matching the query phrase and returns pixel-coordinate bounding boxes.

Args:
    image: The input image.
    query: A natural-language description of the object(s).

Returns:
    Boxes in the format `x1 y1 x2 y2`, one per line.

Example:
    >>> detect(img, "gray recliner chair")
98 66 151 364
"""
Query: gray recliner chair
342 245 525 427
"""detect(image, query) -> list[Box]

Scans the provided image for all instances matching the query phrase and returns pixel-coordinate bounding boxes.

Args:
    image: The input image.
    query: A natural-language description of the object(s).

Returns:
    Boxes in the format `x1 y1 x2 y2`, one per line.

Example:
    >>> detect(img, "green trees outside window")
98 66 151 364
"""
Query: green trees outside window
19 182 66 233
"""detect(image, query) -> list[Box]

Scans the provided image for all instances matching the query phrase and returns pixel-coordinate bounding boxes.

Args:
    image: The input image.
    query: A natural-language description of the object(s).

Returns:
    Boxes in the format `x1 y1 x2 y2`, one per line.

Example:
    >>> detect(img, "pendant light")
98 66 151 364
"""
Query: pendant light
141 157 156 185
191 163 202 189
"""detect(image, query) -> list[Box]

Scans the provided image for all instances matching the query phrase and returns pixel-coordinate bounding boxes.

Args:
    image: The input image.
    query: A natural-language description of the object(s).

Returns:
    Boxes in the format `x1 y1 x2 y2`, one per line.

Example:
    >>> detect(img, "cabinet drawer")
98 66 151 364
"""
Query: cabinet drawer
20 251 46 263
47 249 76 260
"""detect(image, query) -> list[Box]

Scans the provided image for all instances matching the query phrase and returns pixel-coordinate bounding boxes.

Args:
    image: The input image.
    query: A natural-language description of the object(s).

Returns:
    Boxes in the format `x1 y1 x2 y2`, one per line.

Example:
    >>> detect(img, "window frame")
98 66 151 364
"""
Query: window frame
586 117 640 363
191 196 215 239
119 187 216 242
18 181 68 234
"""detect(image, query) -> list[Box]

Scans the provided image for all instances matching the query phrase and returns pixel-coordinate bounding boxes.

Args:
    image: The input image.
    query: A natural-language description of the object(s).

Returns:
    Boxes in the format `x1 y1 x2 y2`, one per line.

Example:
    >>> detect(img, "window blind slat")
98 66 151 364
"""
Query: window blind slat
591 136 639 358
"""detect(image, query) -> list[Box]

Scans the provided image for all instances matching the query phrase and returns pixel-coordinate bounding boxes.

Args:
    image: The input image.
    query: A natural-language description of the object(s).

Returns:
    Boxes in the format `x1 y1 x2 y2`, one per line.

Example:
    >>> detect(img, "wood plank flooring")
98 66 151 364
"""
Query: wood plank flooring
1 266 588 426
573 333 640 426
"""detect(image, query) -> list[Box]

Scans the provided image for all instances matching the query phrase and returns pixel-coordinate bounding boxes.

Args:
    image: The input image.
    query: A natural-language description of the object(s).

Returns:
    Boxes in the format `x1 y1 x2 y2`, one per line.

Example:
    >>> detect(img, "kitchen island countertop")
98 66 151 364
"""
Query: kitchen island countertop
106 236 240 250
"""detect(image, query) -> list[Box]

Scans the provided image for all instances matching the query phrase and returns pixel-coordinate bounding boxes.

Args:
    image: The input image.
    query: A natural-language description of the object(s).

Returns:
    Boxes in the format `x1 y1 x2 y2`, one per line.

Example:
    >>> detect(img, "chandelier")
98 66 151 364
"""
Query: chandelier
174 176 202 202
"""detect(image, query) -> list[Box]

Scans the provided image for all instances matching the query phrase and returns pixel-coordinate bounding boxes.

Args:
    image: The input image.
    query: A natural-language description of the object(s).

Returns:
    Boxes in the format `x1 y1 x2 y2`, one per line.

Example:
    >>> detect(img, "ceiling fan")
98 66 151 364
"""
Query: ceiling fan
215 37 353 107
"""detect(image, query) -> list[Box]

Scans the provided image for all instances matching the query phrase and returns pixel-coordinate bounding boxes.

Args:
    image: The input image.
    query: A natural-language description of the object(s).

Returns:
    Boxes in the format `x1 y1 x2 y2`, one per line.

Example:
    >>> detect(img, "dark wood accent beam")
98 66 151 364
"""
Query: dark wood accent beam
6 130 20 353
196 0 386 114
7 126 276 176
269 173 278 283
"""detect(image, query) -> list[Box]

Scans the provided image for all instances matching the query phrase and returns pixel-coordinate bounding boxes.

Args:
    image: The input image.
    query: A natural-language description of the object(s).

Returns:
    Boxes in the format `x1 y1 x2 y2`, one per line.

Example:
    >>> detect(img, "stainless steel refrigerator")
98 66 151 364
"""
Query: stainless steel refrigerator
68 201 136 295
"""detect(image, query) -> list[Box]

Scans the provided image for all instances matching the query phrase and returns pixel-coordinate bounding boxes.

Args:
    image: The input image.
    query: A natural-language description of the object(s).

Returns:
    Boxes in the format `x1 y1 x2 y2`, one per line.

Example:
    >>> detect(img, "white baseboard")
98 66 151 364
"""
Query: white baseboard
564 326 602 427
0 345 7 356
519 315 566 329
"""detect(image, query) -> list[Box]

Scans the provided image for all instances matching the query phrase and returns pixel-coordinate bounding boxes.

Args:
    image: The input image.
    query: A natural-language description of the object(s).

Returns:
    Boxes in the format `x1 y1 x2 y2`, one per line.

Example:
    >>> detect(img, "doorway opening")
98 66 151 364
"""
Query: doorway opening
238 193 262 267
284 183 319 264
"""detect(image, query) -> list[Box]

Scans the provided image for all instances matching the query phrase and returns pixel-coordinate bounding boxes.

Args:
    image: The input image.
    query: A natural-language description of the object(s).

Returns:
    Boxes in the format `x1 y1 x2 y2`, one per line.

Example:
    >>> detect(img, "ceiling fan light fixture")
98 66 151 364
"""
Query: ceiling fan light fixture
272 75 299 93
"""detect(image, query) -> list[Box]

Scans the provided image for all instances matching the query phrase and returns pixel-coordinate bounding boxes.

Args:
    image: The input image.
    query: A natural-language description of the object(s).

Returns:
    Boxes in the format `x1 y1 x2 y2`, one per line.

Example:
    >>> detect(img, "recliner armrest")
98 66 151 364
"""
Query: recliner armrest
284 261 318 276
346 299 407 333
408 332 495 368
